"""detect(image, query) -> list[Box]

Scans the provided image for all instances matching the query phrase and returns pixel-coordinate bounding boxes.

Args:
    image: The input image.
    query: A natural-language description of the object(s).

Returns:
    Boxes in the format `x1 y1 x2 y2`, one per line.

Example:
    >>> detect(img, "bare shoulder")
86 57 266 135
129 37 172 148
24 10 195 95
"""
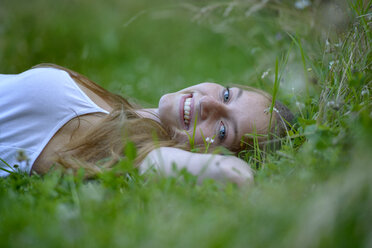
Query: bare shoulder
32 76 114 175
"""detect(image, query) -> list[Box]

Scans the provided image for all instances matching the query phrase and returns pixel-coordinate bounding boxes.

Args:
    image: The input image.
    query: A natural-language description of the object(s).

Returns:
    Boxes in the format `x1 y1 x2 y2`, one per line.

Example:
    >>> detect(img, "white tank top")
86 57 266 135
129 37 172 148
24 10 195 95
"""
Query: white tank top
0 67 109 176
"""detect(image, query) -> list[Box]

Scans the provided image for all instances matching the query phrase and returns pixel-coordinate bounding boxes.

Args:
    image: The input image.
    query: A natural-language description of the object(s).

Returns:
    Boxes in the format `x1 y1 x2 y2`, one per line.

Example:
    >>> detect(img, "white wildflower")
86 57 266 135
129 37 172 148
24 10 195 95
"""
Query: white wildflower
361 87 369 97
296 101 305 110
205 137 214 144
325 39 332 53
264 107 279 114
325 39 330 47
327 101 335 108
334 42 342 47
295 0 311 10
261 69 270 79
327 101 341 110
329 60 339 69
329 61 335 69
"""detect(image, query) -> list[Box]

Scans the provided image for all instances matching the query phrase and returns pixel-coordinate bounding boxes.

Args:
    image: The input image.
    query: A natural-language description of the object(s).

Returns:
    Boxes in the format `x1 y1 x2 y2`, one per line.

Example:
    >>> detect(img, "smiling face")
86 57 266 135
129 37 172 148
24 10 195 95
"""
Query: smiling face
158 83 274 150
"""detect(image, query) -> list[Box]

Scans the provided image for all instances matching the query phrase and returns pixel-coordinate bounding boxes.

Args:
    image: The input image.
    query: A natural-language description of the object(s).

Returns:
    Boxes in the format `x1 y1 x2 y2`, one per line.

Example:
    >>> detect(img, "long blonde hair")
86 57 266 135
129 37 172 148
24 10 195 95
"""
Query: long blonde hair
34 64 188 177
33 64 293 177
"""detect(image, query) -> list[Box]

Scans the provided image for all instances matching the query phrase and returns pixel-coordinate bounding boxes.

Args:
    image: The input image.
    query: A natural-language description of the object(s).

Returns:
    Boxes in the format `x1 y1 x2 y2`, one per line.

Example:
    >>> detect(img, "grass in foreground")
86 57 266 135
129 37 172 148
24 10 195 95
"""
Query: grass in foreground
0 0 371 247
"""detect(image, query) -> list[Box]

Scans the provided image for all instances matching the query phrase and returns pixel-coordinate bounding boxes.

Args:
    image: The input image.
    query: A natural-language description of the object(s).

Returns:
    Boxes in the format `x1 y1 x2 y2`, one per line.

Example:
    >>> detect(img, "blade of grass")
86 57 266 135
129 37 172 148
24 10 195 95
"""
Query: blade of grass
267 57 280 135
0 158 16 174
288 33 310 96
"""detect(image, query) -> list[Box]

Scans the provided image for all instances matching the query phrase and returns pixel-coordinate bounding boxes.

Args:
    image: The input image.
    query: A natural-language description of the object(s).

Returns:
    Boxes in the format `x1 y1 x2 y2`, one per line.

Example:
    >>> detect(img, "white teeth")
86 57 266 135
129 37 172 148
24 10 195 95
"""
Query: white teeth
183 97 192 126
185 98 191 106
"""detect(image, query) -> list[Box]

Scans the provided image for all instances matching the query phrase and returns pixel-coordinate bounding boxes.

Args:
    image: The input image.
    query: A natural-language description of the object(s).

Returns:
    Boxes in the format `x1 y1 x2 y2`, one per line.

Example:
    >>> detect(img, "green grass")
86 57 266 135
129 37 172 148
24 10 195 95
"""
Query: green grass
1 0 371 247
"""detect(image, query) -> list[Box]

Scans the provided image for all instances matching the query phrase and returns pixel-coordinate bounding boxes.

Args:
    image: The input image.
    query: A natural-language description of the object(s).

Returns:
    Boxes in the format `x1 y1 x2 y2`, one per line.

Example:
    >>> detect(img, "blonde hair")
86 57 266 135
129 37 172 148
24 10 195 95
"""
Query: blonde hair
33 64 188 177
33 64 293 177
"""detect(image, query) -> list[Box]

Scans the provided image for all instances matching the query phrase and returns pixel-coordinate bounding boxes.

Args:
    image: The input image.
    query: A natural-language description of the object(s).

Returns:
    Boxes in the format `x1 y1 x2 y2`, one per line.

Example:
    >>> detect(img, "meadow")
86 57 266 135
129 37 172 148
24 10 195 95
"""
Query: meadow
0 0 371 247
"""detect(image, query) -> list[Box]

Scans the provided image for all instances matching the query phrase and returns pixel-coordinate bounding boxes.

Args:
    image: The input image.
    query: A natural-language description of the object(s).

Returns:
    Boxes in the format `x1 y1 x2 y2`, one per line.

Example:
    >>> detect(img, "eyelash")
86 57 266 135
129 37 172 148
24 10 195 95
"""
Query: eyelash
218 87 230 141
223 87 230 102
218 121 226 141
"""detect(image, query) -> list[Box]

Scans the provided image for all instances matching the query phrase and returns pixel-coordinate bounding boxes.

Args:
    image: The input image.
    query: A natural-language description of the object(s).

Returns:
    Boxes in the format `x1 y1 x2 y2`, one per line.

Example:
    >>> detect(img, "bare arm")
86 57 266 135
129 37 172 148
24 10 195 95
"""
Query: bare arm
140 147 254 186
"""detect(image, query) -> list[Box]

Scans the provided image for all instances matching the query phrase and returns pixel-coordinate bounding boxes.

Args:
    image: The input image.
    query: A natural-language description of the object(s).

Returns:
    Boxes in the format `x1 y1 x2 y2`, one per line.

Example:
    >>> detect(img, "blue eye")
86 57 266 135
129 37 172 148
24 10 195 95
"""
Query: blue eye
223 87 230 102
219 122 226 140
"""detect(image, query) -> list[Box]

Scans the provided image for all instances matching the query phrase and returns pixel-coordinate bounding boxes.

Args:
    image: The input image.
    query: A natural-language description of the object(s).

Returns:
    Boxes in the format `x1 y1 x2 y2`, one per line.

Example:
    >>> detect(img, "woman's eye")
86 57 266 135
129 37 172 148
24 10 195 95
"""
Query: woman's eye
223 87 230 102
219 122 226 141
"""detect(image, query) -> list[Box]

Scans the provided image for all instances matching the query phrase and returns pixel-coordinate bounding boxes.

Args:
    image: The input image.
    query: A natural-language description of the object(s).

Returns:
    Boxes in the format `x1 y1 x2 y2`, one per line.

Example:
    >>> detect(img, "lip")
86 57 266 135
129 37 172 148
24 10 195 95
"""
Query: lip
179 93 193 130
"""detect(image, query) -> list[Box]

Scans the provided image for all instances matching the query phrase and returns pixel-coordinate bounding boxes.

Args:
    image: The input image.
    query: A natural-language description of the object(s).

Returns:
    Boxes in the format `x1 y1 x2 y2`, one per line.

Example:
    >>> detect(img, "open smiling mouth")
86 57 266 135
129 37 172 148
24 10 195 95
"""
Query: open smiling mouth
183 95 192 127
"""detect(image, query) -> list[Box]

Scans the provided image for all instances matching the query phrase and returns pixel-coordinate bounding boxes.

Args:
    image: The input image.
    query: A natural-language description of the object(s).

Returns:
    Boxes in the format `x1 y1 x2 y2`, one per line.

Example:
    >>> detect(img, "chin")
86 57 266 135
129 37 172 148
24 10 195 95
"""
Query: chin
158 94 175 128
158 94 169 115
158 93 168 108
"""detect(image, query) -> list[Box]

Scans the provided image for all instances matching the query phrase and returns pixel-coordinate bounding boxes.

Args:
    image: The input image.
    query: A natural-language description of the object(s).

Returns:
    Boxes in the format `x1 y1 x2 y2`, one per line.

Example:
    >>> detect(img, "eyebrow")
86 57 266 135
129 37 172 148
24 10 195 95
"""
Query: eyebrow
231 88 242 147
236 88 243 100
232 118 239 147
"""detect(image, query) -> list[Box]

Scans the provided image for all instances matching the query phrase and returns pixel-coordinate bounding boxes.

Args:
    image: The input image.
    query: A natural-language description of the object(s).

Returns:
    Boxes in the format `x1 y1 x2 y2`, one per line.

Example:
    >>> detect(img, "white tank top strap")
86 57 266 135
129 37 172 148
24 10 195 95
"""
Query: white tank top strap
0 67 109 176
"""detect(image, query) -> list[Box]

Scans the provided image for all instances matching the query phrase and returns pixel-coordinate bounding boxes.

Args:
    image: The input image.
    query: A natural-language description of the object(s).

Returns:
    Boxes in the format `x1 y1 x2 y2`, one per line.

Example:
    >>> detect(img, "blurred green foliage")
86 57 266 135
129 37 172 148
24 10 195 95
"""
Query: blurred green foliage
0 0 371 247
0 0 310 104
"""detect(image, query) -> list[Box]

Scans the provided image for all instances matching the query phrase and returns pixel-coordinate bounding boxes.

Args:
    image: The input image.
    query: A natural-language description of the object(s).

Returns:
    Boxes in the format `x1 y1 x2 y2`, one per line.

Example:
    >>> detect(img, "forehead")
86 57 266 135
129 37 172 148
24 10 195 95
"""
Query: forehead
236 89 270 108
230 88 272 147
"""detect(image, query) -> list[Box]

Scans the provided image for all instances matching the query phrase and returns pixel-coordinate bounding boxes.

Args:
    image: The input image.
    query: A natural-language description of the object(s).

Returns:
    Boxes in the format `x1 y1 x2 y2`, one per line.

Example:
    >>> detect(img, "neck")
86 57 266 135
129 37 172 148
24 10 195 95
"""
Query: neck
135 108 161 123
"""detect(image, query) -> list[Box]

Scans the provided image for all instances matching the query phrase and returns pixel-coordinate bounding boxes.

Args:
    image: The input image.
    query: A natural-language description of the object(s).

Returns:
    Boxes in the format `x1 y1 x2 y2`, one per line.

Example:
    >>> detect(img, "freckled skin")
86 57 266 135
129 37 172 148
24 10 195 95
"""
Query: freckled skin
158 83 272 149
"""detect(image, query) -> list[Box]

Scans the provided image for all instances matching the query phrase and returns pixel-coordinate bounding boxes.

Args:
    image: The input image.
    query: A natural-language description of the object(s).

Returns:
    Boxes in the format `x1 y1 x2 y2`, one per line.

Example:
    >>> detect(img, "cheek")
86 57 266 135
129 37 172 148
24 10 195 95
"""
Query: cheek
174 128 213 144
192 126 216 145
172 125 216 147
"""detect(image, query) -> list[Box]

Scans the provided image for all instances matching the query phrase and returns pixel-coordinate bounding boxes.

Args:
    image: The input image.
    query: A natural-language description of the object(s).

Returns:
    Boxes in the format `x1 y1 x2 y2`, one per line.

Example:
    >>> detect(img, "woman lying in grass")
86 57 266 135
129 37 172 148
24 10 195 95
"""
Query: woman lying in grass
0 64 293 185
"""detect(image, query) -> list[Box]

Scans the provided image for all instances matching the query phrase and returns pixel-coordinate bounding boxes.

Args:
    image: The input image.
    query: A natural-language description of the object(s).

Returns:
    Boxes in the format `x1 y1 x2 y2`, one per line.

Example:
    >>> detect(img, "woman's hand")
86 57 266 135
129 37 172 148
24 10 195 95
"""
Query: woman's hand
140 147 254 186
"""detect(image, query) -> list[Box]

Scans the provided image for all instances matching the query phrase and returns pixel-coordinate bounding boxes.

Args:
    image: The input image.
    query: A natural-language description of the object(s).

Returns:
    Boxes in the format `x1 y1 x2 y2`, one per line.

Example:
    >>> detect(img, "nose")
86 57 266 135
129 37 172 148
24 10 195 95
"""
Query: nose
199 95 227 120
